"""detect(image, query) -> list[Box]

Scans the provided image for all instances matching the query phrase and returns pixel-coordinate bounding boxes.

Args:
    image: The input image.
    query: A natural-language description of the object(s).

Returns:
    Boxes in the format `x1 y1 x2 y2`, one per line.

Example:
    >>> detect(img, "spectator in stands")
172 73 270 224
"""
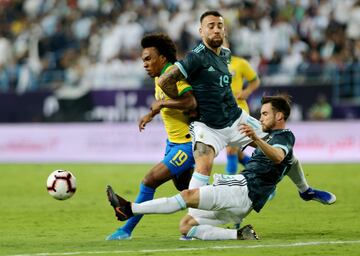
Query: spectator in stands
308 94 332 120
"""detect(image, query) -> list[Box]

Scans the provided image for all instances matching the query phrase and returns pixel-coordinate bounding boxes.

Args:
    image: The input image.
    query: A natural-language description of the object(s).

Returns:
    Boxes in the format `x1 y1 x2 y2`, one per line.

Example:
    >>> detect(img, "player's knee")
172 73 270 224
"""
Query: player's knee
226 146 237 155
142 173 158 188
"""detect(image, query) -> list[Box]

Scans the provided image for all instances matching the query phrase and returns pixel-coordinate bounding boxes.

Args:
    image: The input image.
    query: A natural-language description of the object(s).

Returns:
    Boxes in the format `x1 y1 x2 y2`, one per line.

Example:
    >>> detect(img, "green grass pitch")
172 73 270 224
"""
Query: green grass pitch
0 163 359 256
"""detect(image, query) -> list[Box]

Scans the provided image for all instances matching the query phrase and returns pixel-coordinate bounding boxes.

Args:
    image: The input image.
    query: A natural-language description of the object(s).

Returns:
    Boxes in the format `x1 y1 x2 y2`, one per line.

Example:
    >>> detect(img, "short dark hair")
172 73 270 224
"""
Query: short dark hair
261 94 292 121
141 33 177 63
200 10 223 23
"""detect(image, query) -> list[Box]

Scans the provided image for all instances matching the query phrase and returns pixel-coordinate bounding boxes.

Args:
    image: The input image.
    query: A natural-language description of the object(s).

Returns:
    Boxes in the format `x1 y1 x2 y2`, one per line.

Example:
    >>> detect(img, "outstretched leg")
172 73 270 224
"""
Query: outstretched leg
288 157 336 204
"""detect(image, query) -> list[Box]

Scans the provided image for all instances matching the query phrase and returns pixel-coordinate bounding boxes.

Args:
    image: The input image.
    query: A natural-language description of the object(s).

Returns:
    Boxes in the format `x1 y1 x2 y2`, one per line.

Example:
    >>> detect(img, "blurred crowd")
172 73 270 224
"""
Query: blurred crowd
0 0 360 97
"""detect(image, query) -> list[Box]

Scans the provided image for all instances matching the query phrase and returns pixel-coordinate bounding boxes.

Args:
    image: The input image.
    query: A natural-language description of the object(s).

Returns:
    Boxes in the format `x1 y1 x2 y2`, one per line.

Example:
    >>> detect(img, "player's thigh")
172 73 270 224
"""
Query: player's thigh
143 162 173 188
190 121 227 156
229 112 267 148
199 176 252 214
163 141 194 176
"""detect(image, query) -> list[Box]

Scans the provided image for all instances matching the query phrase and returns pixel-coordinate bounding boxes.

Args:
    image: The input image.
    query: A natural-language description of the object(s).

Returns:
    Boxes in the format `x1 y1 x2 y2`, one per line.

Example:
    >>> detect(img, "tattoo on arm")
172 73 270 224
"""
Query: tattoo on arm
158 66 185 98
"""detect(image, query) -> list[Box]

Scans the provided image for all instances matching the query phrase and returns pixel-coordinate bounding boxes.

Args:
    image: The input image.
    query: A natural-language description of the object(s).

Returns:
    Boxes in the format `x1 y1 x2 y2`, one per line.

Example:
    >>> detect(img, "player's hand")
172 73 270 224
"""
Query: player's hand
239 124 259 141
138 113 153 132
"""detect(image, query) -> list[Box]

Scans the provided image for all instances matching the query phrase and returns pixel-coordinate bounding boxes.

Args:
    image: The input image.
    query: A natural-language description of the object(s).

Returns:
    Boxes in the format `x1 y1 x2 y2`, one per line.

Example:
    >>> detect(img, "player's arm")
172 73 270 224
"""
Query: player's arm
139 91 197 132
237 59 260 100
151 91 197 114
138 112 154 132
237 77 260 100
157 65 185 98
240 124 285 164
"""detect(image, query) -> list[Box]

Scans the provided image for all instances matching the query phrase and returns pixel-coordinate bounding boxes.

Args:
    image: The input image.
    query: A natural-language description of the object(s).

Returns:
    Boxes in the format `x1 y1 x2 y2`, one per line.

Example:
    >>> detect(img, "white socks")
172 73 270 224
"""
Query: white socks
132 194 186 214
287 157 310 193
188 171 210 189
187 225 237 240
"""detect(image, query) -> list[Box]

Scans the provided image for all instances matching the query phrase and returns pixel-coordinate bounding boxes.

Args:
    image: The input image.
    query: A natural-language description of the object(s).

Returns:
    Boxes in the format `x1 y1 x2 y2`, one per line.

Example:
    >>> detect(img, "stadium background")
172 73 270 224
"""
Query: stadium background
0 0 360 163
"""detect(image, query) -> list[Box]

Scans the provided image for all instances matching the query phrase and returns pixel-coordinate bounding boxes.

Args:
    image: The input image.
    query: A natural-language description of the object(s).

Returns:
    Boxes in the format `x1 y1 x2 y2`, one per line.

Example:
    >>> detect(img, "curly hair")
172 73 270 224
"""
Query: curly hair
141 33 177 63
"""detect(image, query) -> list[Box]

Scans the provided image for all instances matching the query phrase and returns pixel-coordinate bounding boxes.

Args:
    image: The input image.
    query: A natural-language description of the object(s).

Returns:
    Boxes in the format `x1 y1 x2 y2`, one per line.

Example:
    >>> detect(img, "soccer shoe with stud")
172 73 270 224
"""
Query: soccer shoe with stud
106 185 134 221
179 235 196 241
105 228 131 240
237 224 259 240
299 187 336 205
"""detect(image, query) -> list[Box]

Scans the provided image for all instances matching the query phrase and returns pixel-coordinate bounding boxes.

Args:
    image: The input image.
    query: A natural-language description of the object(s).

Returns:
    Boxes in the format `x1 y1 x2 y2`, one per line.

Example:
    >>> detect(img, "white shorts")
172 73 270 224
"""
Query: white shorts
189 174 253 225
190 111 267 156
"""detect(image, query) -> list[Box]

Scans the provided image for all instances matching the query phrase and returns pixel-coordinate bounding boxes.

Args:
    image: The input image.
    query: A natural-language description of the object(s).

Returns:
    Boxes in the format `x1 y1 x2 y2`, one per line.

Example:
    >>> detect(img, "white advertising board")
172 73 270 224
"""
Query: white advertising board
0 121 359 163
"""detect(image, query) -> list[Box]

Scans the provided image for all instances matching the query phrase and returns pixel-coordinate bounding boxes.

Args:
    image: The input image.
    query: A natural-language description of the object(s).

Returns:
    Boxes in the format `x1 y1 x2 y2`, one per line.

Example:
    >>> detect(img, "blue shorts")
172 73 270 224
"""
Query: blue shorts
162 140 195 176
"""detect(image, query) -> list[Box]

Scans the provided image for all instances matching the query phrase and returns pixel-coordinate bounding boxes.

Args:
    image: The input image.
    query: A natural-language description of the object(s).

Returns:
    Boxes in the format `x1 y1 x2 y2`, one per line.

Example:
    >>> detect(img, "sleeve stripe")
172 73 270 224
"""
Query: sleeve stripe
247 75 258 82
179 86 193 96
175 62 188 79
273 144 289 155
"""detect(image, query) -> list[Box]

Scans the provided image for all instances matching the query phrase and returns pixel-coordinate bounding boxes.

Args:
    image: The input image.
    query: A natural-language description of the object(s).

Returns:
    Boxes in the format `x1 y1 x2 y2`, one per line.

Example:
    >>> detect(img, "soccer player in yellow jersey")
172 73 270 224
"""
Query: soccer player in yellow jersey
106 33 197 240
226 50 260 175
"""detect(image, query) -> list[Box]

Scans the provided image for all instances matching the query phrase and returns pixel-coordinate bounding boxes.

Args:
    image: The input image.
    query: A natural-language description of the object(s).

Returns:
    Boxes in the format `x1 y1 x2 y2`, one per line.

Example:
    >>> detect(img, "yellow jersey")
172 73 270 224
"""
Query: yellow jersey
228 56 258 113
154 63 192 144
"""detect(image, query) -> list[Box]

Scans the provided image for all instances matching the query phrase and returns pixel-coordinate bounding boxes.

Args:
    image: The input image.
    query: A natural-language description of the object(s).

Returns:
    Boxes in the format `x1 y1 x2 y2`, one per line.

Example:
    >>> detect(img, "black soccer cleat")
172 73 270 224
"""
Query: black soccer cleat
106 185 134 221
237 224 259 240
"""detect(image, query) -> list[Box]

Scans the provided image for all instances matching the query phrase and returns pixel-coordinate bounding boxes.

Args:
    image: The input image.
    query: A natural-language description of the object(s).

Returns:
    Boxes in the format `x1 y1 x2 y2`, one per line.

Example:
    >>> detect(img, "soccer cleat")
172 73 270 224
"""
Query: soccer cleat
106 185 134 221
299 187 336 205
105 228 131 240
237 224 259 240
179 235 196 241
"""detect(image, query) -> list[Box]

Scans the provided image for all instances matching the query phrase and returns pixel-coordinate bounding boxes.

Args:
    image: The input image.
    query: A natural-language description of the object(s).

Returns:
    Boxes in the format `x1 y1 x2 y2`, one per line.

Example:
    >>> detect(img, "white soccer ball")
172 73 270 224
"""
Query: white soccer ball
47 170 76 200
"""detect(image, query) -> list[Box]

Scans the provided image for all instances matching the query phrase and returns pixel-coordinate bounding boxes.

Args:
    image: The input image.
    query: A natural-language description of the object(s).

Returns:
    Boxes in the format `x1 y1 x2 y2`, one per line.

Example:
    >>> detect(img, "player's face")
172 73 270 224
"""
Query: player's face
200 15 225 49
141 47 166 78
259 103 277 133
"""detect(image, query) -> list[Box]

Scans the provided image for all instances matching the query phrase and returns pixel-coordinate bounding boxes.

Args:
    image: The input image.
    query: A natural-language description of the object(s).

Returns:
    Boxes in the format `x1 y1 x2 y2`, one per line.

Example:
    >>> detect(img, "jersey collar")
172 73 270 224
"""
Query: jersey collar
160 62 172 75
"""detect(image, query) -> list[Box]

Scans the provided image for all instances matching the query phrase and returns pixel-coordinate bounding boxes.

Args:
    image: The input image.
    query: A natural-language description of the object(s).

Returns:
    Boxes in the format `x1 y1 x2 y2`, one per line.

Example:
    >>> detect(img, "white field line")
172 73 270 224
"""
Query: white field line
6 240 360 256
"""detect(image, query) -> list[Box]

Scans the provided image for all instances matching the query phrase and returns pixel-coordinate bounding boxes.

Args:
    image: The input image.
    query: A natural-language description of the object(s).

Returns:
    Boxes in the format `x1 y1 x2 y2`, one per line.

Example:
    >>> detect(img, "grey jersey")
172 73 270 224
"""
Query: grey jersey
175 43 241 129
241 129 295 212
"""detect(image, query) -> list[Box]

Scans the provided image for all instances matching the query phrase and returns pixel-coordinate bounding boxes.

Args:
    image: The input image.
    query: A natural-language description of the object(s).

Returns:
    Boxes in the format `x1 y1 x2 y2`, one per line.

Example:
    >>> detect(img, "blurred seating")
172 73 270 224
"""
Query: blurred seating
0 0 358 104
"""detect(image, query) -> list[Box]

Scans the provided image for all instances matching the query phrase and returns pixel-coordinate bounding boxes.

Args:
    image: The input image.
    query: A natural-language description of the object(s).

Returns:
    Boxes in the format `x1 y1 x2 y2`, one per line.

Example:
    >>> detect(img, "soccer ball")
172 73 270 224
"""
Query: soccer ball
47 170 76 200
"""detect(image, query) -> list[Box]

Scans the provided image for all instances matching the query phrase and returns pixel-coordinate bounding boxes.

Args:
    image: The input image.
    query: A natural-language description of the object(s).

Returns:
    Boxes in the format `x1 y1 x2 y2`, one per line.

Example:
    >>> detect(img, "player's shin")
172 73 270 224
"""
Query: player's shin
287 157 309 193
132 194 187 214
121 183 155 234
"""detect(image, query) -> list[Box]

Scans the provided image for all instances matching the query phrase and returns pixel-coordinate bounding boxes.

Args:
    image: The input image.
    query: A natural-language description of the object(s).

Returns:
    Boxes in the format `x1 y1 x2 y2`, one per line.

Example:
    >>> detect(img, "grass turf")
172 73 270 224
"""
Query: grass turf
0 163 359 256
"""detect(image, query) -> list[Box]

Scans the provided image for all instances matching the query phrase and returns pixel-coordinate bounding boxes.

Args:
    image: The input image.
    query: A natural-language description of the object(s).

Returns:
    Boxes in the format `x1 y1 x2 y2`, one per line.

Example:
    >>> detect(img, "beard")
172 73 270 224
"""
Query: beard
206 37 223 48
262 120 276 133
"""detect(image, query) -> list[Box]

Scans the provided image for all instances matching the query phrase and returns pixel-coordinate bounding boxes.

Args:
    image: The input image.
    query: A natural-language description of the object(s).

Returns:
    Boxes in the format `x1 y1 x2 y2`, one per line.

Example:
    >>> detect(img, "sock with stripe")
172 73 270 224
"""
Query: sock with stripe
187 225 237 240
188 171 210 189
132 194 186 214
